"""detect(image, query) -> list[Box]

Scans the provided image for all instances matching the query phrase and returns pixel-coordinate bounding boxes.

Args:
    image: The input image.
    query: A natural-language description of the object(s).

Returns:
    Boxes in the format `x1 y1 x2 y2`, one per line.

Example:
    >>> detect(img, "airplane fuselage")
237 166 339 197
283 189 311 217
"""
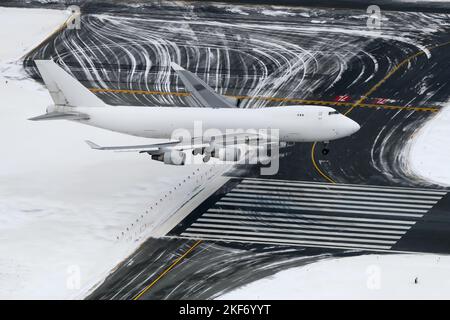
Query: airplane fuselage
75 105 360 143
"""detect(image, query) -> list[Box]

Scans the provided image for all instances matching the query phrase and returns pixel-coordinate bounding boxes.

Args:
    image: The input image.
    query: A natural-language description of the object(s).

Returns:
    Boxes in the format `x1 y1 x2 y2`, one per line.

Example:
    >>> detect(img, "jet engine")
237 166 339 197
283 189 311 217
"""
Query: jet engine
212 147 241 162
151 151 186 165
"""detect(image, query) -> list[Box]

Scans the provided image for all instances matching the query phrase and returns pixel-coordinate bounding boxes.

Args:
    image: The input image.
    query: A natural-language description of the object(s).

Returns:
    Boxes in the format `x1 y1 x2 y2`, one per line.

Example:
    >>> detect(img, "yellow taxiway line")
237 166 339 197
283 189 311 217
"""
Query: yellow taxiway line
89 88 439 113
132 240 202 300
310 142 336 184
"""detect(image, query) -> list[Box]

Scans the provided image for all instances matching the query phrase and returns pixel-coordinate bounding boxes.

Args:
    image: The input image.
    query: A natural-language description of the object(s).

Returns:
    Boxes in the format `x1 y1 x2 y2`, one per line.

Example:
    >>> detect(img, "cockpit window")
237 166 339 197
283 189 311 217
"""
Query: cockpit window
329 111 339 115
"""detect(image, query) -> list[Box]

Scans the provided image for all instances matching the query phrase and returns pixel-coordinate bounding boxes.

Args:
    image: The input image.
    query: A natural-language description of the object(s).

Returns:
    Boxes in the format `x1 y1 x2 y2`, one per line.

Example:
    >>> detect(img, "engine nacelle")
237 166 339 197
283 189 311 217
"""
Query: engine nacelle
213 147 241 162
151 151 186 165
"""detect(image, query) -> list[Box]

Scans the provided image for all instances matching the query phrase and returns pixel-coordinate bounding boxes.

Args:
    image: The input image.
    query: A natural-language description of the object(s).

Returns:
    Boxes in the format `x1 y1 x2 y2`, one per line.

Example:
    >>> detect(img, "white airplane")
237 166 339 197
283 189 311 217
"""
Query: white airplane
30 60 360 165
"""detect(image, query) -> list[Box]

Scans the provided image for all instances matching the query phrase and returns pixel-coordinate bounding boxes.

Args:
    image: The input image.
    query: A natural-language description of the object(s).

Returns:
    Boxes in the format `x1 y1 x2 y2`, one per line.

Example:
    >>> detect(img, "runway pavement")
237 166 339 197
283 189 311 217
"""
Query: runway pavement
19 1 450 299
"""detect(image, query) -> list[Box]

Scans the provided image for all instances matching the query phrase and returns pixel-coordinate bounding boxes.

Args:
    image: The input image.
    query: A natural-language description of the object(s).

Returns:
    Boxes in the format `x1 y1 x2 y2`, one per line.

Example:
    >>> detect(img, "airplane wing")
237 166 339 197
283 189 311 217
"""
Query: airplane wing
85 140 183 154
85 132 269 154
171 62 236 108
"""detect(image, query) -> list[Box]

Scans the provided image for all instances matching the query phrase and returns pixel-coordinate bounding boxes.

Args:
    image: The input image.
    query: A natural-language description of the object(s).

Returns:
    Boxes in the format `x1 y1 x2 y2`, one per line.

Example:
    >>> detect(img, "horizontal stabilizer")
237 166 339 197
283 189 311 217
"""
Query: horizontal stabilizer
85 140 101 149
28 111 90 121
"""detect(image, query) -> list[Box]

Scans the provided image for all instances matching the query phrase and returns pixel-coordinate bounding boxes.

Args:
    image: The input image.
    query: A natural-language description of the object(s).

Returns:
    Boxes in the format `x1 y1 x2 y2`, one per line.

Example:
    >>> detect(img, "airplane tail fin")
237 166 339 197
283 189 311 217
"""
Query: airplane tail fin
34 60 107 108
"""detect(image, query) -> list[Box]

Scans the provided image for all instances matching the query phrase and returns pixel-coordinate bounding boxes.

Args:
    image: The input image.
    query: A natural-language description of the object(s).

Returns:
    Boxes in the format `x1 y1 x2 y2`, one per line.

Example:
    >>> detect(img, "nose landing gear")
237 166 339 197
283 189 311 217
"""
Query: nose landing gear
321 141 330 155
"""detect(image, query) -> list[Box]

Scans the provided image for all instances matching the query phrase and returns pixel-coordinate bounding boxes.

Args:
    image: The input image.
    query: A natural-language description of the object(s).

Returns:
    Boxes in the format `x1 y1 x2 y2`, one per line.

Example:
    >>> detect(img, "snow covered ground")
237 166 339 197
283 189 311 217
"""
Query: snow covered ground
0 7 69 62
0 7 226 299
407 102 450 186
218 254 450 299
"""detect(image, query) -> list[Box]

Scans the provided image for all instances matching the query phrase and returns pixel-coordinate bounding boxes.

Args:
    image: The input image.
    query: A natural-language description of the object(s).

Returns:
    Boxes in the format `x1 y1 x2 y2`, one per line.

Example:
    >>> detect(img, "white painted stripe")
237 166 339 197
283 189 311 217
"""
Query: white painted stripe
227 192 433 209
203 213 412 230
180 233 392 250
231 188 438 204
207 208 416 225
191 222 402 239
236 184 443 200
185 227 396 244
216 201 424 218
241 180 445 196
220 197 427 213
198 216 408 234
241 178 447 195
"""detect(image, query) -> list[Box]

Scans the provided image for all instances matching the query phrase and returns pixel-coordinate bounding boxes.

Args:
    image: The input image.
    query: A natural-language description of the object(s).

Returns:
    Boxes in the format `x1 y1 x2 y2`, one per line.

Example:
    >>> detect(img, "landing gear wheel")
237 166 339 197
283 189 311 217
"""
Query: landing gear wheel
322 148 330 155
203 155 211 163
193 148 205 156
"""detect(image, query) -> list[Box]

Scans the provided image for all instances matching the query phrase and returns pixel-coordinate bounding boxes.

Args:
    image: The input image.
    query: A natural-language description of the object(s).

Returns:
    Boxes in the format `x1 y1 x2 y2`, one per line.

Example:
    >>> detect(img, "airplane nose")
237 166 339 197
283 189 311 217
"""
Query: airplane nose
339 116 360 137
349 119 361 134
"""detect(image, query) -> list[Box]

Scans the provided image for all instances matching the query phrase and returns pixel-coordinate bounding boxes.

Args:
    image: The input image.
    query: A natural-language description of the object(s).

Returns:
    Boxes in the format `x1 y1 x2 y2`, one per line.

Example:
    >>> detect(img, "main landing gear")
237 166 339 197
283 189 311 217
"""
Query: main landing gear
192 147 211 162
203 154 211 163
